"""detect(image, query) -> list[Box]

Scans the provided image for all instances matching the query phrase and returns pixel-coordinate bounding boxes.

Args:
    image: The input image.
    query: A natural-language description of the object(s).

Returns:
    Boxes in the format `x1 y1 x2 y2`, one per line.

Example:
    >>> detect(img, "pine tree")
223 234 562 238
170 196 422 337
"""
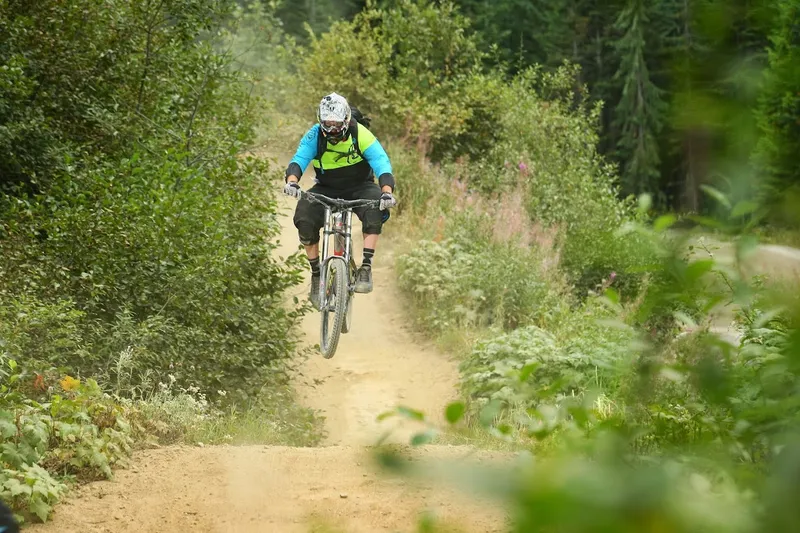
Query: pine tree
755 0 800 222
452 0 549 71
652 0 707 211
274 0 364 41
612 0 667 199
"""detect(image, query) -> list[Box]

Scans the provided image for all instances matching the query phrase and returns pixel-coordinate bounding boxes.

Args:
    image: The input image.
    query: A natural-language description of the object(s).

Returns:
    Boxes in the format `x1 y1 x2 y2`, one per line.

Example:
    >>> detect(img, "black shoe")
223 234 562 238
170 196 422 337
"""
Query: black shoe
354 265 373 294
309 274 321 309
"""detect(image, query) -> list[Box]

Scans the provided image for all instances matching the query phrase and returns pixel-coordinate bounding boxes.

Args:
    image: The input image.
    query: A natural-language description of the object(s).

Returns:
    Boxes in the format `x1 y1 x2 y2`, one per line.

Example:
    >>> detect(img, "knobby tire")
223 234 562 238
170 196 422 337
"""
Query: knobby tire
320 259 348 358
342 259 356 334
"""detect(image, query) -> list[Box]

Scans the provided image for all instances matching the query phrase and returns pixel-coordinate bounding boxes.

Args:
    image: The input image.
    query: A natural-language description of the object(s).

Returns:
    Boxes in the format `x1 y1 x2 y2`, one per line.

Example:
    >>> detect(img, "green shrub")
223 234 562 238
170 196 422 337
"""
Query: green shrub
0 356 134 523
397 234 567 333
459 297 636 418
0 0 309 402
0 296 87 371
281 0 490 157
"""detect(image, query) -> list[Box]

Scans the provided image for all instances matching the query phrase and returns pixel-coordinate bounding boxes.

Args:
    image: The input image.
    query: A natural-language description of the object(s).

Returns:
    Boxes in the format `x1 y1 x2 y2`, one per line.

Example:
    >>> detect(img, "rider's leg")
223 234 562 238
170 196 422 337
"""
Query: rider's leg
293 188 327 305
294 185 329 255
351 183 384 294
362 234 378 272
303 243 320 260
363 234 379 250
303 243 320 281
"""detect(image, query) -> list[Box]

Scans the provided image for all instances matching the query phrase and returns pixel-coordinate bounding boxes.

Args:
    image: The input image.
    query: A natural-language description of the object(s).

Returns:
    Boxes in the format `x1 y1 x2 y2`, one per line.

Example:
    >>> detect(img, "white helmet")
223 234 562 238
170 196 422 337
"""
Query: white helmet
317 92 351 143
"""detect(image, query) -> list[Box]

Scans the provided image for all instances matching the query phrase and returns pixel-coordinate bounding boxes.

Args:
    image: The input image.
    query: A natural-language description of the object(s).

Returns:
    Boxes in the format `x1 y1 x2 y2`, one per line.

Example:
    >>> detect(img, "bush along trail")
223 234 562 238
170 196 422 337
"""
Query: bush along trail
0 0 330 526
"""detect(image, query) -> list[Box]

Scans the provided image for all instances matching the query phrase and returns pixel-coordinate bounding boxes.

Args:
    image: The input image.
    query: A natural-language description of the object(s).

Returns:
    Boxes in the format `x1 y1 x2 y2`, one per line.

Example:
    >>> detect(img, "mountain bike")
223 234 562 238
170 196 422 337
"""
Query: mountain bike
301 191 385 359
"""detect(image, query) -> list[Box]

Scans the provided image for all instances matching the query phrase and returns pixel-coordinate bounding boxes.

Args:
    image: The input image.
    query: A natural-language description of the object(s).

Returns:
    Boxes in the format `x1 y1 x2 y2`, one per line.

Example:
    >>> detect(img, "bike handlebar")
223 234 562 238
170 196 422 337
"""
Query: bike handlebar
301 190 384 210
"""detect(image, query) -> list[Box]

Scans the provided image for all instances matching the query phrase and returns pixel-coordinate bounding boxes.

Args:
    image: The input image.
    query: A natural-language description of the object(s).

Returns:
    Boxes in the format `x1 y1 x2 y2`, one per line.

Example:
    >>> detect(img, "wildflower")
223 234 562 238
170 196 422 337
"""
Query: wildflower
33 373 47 392
60 375 81 392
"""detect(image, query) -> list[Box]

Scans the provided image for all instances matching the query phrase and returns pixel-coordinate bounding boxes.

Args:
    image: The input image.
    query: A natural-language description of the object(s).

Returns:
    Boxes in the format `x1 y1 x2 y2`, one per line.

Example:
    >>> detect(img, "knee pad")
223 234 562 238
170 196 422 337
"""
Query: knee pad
296 223 320 246
362 221 383 235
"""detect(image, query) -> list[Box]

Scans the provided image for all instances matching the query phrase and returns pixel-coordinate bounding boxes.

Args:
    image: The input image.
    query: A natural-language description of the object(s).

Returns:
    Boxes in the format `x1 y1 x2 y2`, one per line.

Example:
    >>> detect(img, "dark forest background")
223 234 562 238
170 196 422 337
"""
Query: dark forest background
266 0 799 224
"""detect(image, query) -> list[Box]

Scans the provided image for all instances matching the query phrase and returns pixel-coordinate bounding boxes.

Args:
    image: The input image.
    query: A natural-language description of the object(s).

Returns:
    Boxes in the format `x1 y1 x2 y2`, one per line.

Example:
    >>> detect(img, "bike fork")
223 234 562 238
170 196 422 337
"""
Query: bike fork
320 209 354 310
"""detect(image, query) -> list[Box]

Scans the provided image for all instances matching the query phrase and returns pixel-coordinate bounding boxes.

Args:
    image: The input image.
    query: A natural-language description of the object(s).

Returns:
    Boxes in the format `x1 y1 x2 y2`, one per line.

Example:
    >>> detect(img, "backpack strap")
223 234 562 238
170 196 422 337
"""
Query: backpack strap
349 119 362 159
314 119 363 167
315 127 326 163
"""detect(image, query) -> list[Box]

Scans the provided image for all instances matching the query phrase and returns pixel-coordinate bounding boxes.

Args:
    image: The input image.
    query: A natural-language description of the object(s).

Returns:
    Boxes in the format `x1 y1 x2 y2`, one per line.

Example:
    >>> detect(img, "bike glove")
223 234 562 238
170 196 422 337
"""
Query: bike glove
379 192 397 210
283 181 301 199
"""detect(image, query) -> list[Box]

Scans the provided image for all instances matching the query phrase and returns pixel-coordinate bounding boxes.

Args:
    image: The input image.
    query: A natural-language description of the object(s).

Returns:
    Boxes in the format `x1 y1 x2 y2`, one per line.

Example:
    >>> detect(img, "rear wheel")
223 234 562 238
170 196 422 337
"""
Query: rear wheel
320 258 348 358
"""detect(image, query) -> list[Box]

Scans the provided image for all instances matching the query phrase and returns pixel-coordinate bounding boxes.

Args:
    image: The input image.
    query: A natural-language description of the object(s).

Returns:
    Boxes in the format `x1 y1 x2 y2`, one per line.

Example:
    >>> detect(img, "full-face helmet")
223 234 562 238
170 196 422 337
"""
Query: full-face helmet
317 92 351 143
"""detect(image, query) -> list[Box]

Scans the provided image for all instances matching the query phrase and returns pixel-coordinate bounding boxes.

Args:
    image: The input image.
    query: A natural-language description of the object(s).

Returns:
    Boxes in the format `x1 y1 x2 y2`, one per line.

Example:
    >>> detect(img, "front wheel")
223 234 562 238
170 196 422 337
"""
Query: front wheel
320 258 348 358
342 259 356 334
342 292 354 334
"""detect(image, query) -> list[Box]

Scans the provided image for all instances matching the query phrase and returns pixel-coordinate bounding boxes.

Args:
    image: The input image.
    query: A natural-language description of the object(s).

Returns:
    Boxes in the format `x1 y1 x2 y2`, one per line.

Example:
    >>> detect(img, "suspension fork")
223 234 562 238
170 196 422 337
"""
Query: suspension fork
320 208 354 307
319 206 333 307
343 209 354 276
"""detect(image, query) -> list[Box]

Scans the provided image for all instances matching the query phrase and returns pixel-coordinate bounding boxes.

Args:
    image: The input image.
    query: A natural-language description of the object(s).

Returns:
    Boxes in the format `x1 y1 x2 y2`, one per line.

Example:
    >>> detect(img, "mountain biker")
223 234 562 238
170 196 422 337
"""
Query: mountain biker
283 92 397 308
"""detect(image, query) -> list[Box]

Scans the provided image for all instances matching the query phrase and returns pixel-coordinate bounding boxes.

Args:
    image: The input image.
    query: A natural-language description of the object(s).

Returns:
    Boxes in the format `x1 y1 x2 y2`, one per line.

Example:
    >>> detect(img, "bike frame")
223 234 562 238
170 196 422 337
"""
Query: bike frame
319 207 356 310
296 190 386 357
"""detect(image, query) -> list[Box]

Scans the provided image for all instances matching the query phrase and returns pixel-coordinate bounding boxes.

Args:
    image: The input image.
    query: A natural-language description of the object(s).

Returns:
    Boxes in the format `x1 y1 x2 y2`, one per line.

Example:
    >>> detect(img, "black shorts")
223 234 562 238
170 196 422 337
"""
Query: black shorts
293 182 384 245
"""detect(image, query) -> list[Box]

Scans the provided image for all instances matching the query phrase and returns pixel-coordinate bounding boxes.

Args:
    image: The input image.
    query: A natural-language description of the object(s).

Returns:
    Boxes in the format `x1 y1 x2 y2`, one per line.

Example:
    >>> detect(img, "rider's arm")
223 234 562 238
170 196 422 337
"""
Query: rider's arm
357 127 395 192
285 125 320 183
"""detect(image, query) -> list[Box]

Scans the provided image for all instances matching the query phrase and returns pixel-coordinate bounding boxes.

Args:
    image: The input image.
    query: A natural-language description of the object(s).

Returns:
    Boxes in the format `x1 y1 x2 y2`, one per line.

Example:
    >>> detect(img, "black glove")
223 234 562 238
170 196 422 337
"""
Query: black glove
379 192 397 210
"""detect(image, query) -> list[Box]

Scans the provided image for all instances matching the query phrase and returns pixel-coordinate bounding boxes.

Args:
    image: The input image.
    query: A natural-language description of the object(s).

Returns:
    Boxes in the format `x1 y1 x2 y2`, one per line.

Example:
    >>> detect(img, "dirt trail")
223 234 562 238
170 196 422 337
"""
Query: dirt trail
29 160 506 533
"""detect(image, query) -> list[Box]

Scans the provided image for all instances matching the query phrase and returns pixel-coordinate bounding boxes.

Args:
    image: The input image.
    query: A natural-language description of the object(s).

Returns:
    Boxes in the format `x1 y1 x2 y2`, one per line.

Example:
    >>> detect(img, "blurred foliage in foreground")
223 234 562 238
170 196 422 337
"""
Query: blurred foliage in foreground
380 204 800 531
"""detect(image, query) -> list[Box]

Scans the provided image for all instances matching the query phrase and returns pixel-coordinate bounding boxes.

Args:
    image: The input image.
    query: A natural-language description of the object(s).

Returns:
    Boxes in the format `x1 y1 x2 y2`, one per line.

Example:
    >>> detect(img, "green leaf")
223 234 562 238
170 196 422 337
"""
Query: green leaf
495 423 512 435
568 405 590 428
685 260 714 283
519 363 539 383
479 399 504 427
444 402 465 424
376 410 396 422
653 214 677 232
603 287 620 306
736 235 759 259
5 478 32 497
687 215 727 230
673 311 697 330
753 307 787 328
638 193 653 212
730 200 759 218
700 185 732 209
30 496 52 522
410 429 436 446
418 511 437 533
396 406 425 422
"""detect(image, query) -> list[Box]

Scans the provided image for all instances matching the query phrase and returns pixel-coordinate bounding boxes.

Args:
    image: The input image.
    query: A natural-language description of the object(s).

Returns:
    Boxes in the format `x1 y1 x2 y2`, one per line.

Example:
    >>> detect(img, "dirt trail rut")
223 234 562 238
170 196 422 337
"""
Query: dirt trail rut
29 162 506 532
